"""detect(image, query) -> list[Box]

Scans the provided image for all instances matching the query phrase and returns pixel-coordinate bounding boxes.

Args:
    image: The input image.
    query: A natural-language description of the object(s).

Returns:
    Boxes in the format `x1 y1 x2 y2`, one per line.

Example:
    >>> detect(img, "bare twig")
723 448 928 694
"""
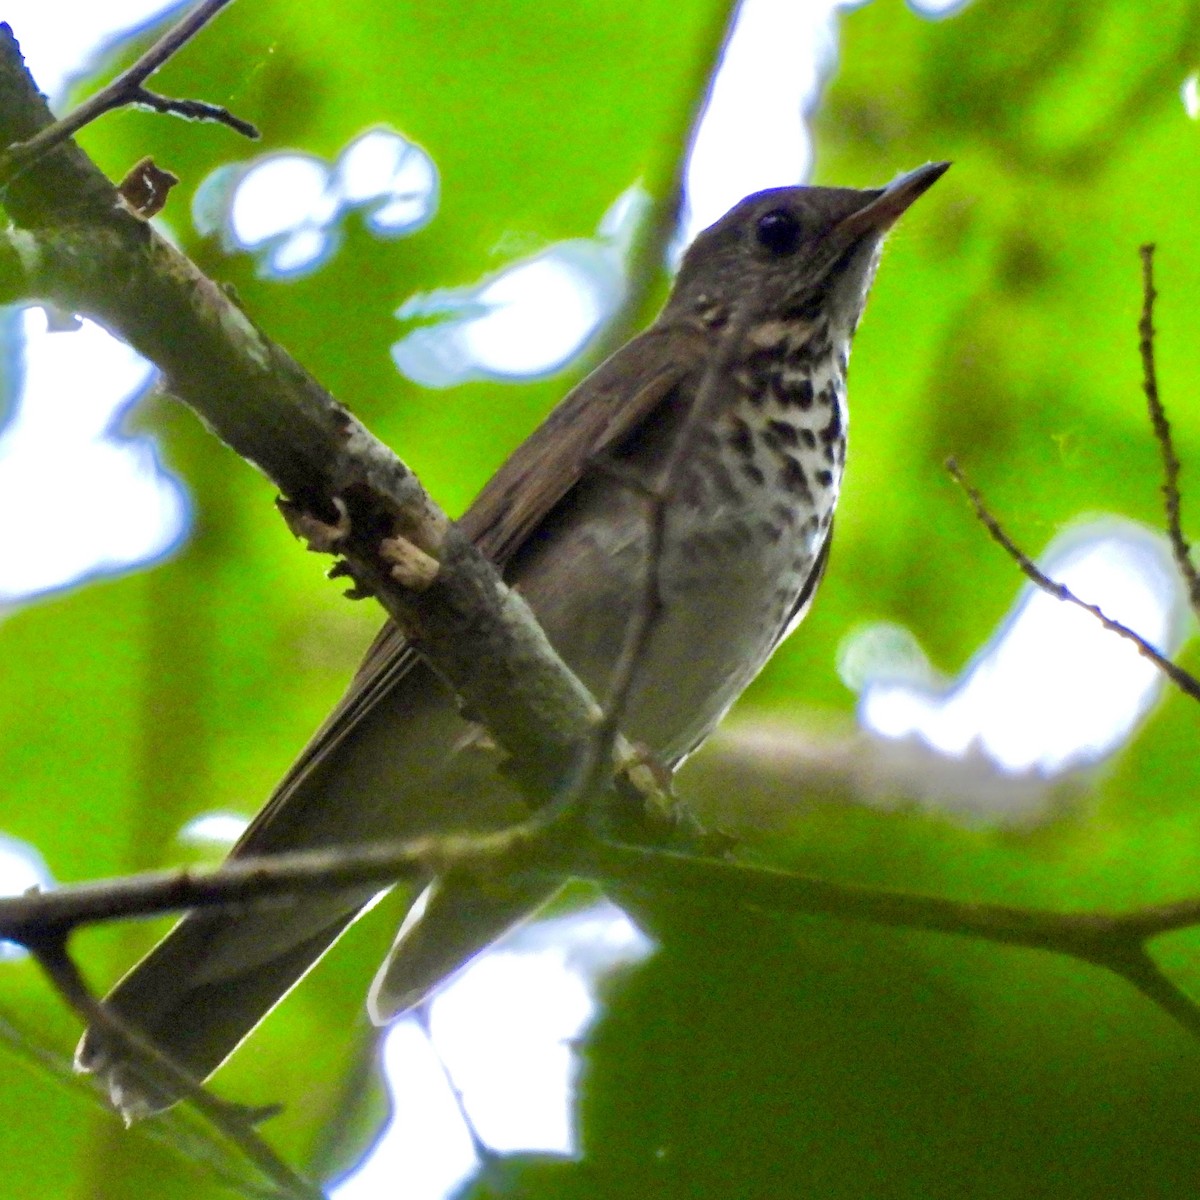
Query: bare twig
1138 243 1200 614
587 460 669 769
552 1 750 846
576 840 1200 948
11 817 1200 1049
947 458 1200 703
533 289 762 843
32 938 323 1200
413 1004 496 1169
0 1000 285 1198
594 297 762 751
0 826 558 940
589 2 767 752
1115 946 1200 1042
123 87 257 138
0 0 255 187
579 840 1200 1041
579 294 762 847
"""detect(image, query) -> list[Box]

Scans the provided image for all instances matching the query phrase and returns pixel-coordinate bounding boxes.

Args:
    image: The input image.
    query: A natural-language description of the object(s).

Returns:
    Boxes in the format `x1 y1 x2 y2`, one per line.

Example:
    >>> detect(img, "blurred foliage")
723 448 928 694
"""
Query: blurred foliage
1 0 1200 1196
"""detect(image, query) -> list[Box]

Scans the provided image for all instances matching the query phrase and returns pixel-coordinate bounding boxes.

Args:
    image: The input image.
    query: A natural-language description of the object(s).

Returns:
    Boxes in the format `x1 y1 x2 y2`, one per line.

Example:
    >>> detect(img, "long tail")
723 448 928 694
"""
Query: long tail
75 893 369 1118
75 654 537 1118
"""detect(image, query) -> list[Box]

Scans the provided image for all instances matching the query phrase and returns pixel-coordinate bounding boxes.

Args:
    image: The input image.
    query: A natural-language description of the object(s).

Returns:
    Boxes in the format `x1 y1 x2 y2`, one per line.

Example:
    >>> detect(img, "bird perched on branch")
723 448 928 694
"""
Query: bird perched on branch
79 161 948 1117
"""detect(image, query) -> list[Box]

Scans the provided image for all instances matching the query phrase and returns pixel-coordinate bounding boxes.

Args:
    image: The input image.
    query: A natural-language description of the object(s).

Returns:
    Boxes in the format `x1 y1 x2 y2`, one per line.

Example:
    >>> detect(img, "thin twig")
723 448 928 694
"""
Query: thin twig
555 0 747 840
0 825 555 939
127 86 258 138
1138 243 1200 614
580 840 1200 1042
1110 945 1200 1042
585 0 753 763
0 1000 282 1198
603 299 763 737
413 1005 496 1169
8 823 1200 1057
0 41 672 832
947 458 1200 703
588 462 668 765
0 0 255 186
581 295 762 847
32 937 323 1200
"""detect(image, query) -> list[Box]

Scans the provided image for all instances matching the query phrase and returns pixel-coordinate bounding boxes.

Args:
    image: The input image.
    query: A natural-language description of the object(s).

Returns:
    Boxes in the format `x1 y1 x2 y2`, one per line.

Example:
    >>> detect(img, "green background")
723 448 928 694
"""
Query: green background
2 0 1200 1195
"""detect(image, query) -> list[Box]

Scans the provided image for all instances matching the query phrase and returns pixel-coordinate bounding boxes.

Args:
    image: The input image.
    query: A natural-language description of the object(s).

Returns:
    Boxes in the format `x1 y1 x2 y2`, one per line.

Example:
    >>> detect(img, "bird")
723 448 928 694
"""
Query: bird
77 161 949 1117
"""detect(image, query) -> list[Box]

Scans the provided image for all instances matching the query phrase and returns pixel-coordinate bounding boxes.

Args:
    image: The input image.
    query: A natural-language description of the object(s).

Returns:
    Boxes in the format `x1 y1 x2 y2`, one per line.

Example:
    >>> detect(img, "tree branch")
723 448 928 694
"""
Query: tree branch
0 825 553 939
0 24 675 830
582 0 742 365
5 4 1198 1181
583 291 762 838
7 825 1200 1049
946 458 1200 703
0 0 255 188
949 247 1200 704
32 937 321 1199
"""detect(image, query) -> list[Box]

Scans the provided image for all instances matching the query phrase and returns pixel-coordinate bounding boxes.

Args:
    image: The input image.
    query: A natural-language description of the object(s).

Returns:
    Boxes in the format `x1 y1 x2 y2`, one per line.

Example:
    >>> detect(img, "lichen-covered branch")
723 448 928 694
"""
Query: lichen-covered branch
0 24 668 820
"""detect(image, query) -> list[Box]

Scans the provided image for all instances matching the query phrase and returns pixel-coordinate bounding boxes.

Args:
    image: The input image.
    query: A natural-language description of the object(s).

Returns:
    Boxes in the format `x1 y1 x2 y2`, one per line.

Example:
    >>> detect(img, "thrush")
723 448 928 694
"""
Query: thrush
78 161 948 1116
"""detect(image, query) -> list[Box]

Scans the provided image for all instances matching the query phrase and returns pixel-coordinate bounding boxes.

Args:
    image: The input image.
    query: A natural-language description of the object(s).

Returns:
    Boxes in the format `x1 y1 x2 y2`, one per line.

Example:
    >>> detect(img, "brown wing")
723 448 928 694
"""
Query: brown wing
234 325 699 842
459 325 697 564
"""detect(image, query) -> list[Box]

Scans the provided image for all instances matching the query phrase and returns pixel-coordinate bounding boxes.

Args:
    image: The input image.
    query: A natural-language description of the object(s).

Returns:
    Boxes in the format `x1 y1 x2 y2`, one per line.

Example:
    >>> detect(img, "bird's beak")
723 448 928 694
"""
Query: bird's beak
836 161 951 239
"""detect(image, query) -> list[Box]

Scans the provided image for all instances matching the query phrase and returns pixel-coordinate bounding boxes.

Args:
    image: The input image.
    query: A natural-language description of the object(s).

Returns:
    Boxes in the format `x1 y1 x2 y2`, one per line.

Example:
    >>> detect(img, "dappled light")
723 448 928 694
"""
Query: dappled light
1182 71 1200 118
682 0 836 242
0 835 51 961
192 128 438 277
391 189 644 386
4 0 180 98
178 812 250 848
337 903 652 1197
0 309 186 602
3 0 1200 1197
854 520 1186 776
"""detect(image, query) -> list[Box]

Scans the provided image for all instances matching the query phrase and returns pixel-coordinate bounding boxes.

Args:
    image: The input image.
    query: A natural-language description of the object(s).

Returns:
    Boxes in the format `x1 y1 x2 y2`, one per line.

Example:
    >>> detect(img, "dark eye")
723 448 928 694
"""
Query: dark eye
755 208 803 256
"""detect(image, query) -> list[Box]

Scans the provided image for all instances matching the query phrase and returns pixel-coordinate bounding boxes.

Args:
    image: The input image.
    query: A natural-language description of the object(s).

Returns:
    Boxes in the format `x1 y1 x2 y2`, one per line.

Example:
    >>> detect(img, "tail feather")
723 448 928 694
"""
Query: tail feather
367 878 558 1023
74 653 536 1118
76 903 363 1119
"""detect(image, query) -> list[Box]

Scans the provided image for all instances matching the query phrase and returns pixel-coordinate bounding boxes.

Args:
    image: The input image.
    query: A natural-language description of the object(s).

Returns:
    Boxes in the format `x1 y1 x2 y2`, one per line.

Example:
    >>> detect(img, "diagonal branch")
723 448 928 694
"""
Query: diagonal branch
0 0 255 188
0 825 552 938
0 998 292 1198
516 0 744 842
0 24 673 829
583 0 743 365
585 294 762 829
1110 946 1200 1042
946 458 1200 703
578 841 1200 1041
32 936 323 1199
